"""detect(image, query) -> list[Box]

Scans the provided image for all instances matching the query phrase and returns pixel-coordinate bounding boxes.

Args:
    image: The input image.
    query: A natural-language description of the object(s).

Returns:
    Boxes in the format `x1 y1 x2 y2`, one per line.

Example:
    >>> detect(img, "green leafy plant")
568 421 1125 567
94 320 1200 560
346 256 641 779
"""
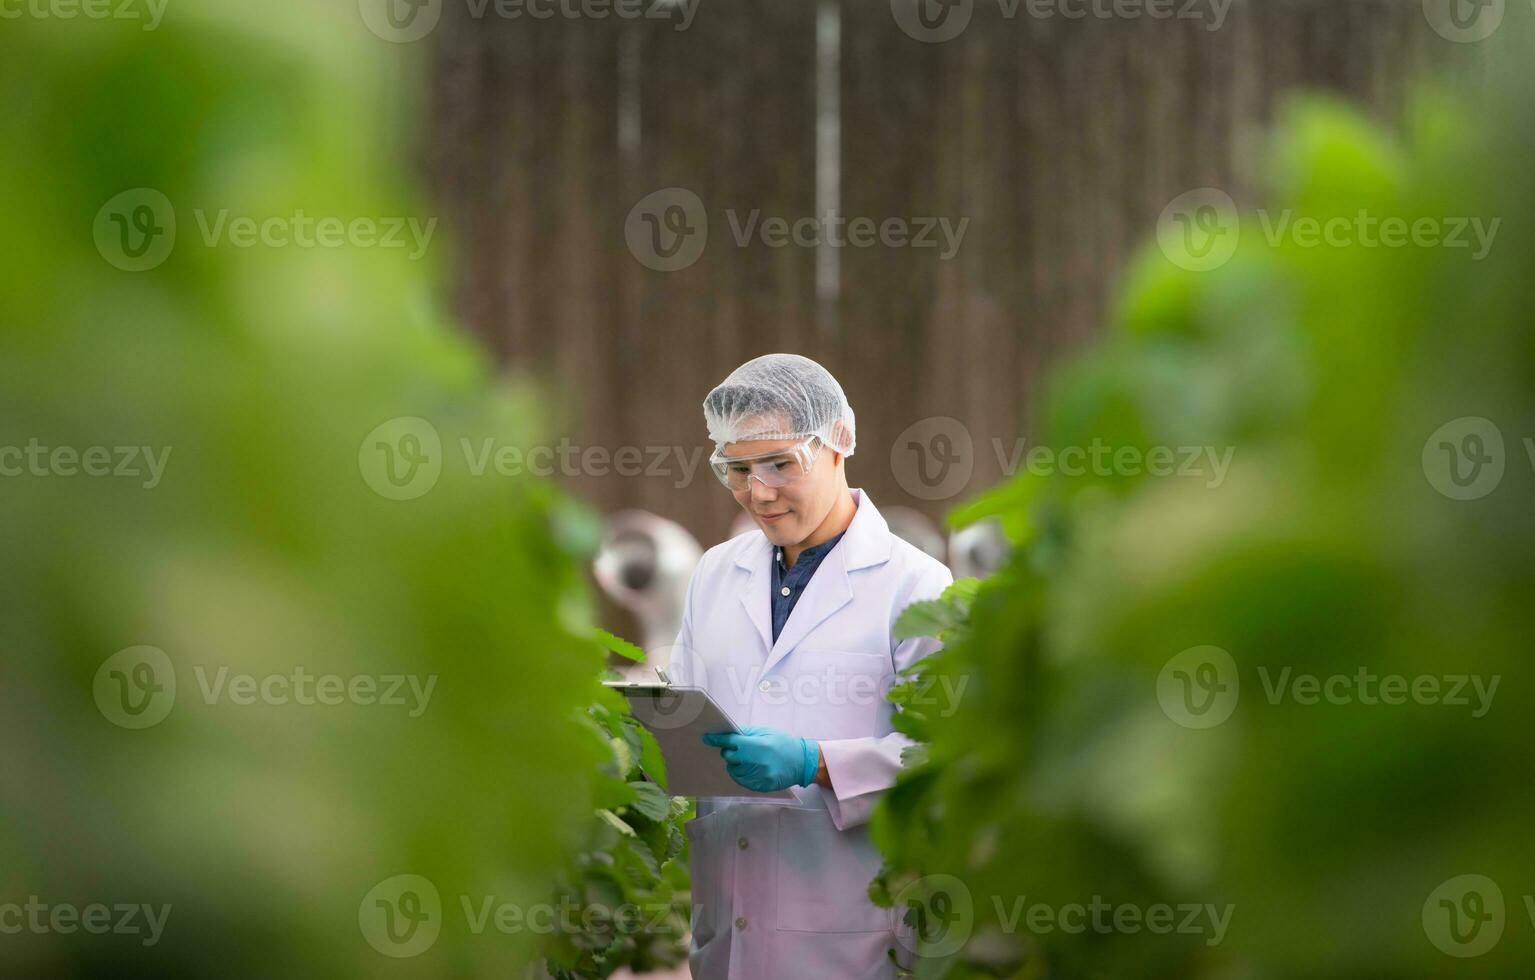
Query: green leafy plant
531 632 693 978
870 85 1535 979
0 6 624 976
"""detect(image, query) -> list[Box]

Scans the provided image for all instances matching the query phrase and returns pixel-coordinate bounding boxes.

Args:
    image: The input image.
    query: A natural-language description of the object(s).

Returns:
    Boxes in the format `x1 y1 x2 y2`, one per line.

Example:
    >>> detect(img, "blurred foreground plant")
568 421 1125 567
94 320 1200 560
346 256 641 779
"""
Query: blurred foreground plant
0 3 634 976
872 86 1535 979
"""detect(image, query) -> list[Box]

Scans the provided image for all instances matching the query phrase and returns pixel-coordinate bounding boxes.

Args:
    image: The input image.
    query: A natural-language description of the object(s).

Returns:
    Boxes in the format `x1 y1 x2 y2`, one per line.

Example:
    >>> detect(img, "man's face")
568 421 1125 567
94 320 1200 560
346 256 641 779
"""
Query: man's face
723 436 840 546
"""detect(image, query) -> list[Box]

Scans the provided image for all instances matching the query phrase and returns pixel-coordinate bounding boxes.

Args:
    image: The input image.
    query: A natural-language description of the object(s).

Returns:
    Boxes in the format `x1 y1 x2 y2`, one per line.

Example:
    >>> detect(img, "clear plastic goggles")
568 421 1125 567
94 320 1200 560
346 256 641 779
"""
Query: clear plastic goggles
709 436 823 491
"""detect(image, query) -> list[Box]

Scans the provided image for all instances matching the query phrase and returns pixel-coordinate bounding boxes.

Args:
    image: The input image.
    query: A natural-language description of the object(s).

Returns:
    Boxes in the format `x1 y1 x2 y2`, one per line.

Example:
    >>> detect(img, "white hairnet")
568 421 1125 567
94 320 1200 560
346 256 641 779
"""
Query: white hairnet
703 353 856 456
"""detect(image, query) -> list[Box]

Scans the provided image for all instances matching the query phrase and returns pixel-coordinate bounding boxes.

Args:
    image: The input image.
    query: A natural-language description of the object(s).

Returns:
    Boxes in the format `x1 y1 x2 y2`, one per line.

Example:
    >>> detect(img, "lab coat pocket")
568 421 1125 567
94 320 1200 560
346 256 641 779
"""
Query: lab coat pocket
684 809 730 947
773 807 894 933
789 648 892 740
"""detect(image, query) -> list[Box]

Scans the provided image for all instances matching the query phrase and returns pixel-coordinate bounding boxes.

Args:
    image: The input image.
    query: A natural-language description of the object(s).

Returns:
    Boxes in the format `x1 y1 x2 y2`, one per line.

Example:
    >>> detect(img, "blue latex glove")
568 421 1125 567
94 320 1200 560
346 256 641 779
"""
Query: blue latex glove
703 726 820 793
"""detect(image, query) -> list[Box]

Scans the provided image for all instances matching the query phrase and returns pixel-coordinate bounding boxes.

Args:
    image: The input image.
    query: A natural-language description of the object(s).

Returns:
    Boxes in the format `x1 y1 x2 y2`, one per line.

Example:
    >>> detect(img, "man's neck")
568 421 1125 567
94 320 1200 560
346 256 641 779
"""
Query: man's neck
784 488 857 568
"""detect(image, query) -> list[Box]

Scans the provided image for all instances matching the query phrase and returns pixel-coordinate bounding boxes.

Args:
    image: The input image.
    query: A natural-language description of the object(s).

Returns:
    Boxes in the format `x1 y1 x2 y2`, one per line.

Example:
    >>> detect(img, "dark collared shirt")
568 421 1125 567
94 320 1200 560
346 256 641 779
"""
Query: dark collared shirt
770 531 847 644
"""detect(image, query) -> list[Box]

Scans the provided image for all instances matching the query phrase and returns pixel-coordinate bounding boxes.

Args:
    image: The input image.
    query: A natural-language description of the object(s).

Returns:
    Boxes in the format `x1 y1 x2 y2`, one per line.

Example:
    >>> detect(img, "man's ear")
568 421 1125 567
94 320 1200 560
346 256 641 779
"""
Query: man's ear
827 419 854 454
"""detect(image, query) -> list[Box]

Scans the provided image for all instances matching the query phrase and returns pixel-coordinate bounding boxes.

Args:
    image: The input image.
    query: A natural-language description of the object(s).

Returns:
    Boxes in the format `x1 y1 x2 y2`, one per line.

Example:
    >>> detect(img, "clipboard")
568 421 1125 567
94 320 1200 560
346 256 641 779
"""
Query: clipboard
603 681 794 799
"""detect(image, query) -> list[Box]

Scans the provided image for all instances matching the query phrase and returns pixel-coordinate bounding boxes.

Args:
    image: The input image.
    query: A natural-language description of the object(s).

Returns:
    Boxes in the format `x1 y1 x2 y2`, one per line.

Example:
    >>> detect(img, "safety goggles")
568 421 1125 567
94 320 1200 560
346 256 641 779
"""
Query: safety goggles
709 436 823 491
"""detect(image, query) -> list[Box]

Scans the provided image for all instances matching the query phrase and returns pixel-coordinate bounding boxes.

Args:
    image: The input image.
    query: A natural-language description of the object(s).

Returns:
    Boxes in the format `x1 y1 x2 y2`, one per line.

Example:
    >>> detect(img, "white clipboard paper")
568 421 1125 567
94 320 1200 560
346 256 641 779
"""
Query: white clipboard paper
602 681 794 799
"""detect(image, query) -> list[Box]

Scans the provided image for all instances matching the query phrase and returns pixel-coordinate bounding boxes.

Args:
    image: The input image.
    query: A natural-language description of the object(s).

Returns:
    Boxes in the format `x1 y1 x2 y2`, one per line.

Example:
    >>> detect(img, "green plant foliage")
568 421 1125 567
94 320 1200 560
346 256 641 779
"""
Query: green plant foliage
537 685 694 979
871 88 1535 978
0 4 632 976
594 628 649 663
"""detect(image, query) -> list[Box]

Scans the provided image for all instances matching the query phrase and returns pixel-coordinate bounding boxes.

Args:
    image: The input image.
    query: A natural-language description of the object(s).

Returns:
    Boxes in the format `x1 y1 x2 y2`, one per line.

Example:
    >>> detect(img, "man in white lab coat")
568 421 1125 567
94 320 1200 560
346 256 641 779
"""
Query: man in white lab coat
667 354 953 979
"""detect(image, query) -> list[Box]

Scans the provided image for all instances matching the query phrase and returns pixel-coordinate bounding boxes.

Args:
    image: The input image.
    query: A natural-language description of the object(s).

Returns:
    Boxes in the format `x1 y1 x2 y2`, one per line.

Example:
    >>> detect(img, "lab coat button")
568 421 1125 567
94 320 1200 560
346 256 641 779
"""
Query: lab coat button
758 679 771 692
735 916 747 929
737 836 748 849
780 586 791 596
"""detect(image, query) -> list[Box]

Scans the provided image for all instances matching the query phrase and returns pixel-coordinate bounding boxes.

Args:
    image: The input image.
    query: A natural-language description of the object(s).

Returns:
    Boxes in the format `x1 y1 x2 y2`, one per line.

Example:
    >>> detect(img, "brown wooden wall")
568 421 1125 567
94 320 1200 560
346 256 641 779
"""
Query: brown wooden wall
424 0 1448 551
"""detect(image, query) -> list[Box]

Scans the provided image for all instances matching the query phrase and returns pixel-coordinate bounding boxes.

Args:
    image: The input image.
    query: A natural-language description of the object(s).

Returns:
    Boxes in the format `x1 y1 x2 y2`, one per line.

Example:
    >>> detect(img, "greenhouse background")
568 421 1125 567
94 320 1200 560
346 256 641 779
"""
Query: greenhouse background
2 0 1532 977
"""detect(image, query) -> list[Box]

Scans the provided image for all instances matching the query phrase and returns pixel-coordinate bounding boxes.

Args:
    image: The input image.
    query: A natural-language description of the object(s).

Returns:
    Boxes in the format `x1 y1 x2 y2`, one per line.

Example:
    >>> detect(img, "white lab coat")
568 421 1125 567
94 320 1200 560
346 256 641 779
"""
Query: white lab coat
668 489 953 980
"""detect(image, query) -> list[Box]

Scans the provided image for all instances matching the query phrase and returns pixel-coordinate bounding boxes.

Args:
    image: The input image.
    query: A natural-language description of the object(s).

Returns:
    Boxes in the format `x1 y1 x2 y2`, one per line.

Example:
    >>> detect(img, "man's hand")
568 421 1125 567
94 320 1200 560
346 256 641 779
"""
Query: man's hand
703 726 820 793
